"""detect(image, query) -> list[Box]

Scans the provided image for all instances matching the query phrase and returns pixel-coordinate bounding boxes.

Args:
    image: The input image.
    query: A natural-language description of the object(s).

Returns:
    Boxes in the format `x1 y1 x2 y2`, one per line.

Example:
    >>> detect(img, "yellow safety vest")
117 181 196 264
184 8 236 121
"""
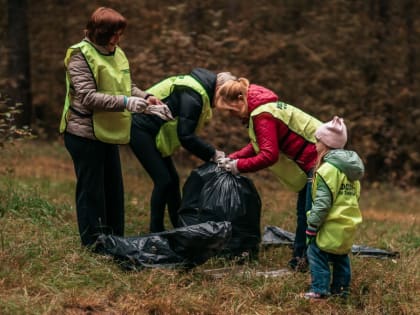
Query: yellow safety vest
146 75 212 157
312 162 362 254
248 101 321 191
60 40 132 144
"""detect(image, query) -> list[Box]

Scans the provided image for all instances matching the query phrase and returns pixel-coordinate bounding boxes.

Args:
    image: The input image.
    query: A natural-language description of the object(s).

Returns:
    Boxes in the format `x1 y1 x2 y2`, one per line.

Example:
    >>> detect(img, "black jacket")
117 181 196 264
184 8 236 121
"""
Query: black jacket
131 68 217 161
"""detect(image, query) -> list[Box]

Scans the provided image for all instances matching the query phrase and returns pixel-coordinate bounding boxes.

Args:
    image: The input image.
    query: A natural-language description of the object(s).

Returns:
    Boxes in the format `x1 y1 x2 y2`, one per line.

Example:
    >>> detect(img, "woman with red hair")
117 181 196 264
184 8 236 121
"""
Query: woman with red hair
60 7 172 250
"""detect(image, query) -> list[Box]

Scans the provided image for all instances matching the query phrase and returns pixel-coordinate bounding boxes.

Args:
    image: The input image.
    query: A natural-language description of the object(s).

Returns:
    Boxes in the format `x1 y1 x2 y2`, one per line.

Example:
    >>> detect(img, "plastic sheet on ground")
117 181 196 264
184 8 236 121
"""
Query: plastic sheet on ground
351 244 400 258
202 266 292 279
96 221 232 270
261 225 296 247
178 162 262 258
261 225 399 258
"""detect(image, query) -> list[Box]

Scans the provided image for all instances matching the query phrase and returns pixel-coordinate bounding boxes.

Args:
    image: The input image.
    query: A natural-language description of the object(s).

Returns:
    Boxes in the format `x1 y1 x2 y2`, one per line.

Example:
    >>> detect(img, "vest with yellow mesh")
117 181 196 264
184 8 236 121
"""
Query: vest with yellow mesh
248 101 321 191
145 75 212 157
311 162 362 254
60 40 132 144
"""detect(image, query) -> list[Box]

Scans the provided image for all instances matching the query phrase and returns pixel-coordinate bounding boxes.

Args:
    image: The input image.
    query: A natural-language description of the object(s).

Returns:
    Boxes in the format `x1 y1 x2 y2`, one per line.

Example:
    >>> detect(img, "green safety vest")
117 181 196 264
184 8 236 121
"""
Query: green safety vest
312 162 362 254
146 75 212 157
248 101 321 192
60 40 132 144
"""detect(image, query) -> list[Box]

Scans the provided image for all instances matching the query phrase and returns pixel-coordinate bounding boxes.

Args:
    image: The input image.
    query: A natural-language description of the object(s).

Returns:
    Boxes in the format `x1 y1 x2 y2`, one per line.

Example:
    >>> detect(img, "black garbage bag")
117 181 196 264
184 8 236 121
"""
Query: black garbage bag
96 221 232 270
261 225 400 259
178 162 262 258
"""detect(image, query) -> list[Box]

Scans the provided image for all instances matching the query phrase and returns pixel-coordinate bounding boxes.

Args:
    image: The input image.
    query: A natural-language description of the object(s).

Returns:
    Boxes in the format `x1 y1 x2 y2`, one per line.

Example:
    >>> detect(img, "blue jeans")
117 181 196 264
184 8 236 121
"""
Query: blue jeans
293 171 313 259
307 242 351 296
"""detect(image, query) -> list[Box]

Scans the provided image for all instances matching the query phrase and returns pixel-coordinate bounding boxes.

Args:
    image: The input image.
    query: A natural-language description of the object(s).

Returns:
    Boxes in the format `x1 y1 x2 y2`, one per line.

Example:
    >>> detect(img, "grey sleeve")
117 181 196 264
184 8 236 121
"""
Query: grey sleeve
67 53 126 111
306 176 332 229
131 84 149 99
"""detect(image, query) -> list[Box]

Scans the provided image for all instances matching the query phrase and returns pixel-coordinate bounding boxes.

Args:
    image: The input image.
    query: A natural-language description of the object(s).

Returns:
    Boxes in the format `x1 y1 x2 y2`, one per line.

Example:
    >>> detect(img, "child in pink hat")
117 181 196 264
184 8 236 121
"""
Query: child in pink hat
303 116 364 299
315 116 348 149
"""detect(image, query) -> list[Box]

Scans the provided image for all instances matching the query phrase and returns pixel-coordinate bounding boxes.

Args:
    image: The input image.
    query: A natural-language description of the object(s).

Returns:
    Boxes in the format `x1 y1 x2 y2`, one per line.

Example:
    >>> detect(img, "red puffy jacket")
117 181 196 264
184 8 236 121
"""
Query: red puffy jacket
229 84 317 174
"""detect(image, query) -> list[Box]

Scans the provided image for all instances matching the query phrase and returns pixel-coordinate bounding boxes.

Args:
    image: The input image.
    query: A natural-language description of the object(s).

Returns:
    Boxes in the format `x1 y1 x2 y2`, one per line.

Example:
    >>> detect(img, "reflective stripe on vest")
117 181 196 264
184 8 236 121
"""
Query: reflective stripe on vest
248 101 321 191
147 75 212 157
313 162 362 254
60 40 132 144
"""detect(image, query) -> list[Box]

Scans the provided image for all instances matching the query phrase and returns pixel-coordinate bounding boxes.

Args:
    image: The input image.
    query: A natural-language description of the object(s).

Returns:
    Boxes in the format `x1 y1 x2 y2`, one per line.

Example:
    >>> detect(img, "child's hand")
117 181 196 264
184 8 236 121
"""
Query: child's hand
305 226 317 245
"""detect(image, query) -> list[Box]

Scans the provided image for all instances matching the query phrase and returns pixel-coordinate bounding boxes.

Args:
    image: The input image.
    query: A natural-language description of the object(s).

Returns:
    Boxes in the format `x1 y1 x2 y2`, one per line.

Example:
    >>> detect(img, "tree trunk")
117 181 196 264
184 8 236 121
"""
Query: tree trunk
404 0 415 86
7 0 31 126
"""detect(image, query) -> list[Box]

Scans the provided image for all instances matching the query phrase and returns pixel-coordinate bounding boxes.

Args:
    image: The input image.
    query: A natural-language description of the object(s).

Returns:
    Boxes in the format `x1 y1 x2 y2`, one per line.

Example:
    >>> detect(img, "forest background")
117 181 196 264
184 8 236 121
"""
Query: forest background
0 0 419 186
1 2 419 314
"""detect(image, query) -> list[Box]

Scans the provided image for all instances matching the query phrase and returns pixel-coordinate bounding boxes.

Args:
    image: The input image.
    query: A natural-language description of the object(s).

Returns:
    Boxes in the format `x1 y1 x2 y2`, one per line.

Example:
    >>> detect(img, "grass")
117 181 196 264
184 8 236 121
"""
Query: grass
0 140 419 315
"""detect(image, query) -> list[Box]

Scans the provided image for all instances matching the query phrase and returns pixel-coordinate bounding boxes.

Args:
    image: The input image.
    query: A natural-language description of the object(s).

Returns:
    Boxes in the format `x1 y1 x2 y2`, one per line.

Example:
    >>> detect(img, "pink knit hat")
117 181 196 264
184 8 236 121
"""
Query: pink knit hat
315 116 348 149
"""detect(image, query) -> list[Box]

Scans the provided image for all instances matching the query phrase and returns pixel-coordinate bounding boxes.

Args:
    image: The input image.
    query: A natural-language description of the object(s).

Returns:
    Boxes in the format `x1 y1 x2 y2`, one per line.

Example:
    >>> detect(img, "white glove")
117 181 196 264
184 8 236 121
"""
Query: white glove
144 104 174 120
217 157 232 168
223 159 239 175
146 95 164 105
144 104 174 121
212 150 226 162
126 97 148 113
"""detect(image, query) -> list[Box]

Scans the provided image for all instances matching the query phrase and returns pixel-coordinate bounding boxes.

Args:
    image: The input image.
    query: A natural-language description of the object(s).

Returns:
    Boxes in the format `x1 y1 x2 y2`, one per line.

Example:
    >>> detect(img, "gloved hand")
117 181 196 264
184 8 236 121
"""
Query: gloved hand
126 96 148 113
222 159 239 175
212 150 225 162
144 104 174 121
217 157 232 168
146 95 165 105
306 226 317 245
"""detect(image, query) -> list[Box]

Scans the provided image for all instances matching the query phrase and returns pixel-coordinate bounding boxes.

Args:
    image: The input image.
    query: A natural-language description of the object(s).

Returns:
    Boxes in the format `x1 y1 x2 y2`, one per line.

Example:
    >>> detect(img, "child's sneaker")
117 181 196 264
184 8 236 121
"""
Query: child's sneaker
302 292 326 300
331 286 349 299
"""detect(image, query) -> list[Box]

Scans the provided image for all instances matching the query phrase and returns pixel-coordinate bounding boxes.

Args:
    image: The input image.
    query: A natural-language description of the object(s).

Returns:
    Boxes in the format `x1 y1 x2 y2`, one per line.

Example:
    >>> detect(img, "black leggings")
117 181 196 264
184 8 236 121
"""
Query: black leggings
130 126 181 232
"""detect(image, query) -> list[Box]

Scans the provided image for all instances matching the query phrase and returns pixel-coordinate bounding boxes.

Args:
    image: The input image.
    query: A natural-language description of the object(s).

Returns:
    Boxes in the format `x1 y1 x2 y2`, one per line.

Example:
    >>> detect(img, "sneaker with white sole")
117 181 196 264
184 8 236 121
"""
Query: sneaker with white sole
302 292 326 300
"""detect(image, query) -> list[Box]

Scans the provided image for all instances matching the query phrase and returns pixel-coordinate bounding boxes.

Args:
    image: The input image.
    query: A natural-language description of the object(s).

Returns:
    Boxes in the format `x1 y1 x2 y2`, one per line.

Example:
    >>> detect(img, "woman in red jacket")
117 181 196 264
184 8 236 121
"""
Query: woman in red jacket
216 78 322 271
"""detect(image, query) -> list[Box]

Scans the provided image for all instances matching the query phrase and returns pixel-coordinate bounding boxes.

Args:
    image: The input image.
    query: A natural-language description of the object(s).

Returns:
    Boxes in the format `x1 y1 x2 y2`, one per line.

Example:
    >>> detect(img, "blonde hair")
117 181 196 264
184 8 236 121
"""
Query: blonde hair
216 72 237 89
314 143 330 174
214 77 249 118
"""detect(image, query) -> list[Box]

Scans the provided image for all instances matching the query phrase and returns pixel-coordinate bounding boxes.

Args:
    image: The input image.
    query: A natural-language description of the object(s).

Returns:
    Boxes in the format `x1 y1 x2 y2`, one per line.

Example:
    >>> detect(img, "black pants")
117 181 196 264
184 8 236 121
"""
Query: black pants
64 132 124 247
129 126 180 233
293 172 313 258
